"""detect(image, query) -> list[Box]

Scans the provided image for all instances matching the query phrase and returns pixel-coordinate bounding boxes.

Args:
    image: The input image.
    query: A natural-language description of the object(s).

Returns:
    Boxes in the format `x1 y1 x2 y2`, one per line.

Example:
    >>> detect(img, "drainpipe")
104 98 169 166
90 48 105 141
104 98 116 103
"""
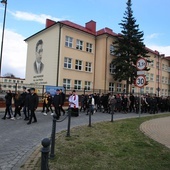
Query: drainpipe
93 36 97 93
56 23 63 86
105 35 109 92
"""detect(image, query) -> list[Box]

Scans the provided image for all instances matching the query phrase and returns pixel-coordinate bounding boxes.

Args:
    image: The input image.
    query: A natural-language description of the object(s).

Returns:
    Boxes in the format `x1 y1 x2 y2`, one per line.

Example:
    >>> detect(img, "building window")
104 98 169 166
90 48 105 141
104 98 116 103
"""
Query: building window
165 77 168 84
76 39 83 50
150 73 154 81
85 62 92 72
110 63 116 74
75 60 82 70
64 57 72 69
150 87 154 94
109 82 114 92
86 43 93 53
162 76 165 83
74 80 82 90
149 60 154 67
156 62 159 69
165 89 168 96
21 81 23 84
156 75 159 82
4 79 7 82
85 81 91 90
162 89 165 96
117 84 122 92
146 73 149 81
162 64 165 70
13 80 16 83
65 36 73 48
110 45 115 55
63 79 71 90
9 80 11 82
146 87 149 93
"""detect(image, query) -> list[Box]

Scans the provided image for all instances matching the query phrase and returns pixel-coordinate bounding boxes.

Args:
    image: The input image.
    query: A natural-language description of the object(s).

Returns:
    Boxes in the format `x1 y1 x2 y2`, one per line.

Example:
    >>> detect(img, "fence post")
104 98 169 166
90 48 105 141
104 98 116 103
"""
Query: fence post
41 138 50 170
88 111 92 127
50 115 57 158
66 108 71 137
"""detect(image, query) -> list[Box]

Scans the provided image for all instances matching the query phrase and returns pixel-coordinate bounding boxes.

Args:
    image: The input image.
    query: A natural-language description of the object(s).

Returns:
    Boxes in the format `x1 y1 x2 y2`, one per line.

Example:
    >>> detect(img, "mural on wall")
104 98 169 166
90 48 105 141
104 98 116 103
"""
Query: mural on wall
32 39 47 85
34 39 44 74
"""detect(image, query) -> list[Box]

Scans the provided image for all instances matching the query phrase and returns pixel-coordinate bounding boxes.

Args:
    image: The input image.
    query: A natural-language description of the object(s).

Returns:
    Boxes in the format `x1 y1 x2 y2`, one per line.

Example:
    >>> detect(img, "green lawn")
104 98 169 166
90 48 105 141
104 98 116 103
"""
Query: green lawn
36 114 170 170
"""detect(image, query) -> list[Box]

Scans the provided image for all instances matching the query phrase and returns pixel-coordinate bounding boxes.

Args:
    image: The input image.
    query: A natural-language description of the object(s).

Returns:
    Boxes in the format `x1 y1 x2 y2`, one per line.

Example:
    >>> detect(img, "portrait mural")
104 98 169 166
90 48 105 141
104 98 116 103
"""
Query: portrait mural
34 39 44 74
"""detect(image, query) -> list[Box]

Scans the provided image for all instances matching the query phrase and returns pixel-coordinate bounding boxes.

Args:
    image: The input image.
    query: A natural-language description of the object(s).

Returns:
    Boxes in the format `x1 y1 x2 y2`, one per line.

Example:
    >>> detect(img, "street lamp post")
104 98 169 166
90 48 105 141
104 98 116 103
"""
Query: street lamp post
0 0 7 76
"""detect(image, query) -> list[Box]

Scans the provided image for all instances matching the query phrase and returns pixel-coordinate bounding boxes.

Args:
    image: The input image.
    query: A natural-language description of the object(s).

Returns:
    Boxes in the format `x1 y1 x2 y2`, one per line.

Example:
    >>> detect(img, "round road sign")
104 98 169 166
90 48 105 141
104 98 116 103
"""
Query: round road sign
136 58 147 70
135 75 146 88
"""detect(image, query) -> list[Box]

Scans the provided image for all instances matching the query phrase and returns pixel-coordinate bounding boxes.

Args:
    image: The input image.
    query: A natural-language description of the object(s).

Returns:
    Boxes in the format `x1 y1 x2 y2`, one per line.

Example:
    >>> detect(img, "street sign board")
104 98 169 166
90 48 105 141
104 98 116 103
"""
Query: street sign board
137 71 146 75
136 58 147 70
135 75 146 88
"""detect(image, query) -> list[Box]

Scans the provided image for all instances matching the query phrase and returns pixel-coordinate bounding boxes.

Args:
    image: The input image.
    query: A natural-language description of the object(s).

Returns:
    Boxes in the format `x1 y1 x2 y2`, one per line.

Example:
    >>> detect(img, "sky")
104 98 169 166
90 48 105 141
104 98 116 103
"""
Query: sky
0 0 170 78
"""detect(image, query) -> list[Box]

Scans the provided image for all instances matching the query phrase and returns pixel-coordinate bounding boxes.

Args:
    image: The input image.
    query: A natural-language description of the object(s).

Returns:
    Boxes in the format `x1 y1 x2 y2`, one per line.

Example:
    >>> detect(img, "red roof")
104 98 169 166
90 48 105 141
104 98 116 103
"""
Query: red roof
60 20 96 35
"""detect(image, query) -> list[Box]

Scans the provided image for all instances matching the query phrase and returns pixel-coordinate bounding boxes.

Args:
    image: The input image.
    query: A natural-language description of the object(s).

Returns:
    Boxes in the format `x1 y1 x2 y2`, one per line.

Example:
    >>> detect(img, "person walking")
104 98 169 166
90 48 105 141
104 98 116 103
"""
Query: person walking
60 89 65 116
53 89 62 120
27 88 39 125
2 90 13 119
12 92 22 120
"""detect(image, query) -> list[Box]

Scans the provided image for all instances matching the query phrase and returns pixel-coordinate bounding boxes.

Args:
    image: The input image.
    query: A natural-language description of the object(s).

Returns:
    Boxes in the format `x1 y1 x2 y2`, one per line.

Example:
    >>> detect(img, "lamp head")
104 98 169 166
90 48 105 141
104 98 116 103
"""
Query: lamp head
1 0 7 5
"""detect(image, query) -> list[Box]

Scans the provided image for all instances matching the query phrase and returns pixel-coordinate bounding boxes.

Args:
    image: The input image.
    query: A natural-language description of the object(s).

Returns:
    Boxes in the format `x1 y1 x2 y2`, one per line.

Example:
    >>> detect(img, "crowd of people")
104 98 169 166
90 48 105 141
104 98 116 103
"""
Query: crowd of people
80 93 170 115
1 87 39 125
1 87 170 124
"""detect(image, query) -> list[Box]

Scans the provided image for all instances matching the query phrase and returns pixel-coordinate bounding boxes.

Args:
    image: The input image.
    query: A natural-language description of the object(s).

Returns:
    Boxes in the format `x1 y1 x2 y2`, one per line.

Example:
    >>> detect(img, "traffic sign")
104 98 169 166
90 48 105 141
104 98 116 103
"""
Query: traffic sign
136 58 147 70
135 75 146 88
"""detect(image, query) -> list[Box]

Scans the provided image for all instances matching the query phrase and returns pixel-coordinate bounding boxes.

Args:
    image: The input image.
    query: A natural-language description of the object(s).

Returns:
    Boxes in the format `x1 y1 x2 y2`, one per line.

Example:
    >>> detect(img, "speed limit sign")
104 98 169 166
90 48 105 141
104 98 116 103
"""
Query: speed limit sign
135 75 146 88
136 58 147 70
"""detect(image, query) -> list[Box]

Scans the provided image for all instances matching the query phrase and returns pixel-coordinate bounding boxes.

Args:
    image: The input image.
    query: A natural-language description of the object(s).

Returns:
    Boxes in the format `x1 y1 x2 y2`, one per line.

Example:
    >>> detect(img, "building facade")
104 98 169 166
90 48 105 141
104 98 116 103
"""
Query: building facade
25 19 170 96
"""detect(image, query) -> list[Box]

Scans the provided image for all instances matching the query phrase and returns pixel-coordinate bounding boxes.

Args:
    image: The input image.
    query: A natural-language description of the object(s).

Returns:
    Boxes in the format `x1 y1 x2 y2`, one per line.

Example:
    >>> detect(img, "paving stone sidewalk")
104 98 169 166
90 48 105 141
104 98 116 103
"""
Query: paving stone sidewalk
0 110 169 170
140 116 170 149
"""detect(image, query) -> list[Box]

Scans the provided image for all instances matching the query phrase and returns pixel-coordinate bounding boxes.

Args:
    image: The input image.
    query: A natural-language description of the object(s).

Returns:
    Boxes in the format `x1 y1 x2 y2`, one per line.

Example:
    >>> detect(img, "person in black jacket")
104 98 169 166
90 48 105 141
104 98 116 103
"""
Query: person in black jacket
60 89 65 115
27 88 39 125
21 86 28 120
2 90 13 119
13 92 22 119
53 89 62 120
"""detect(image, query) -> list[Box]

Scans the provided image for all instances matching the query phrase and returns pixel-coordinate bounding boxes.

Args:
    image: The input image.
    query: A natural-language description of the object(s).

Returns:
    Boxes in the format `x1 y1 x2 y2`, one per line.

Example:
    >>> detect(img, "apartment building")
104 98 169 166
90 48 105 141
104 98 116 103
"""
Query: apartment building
24 19 170 96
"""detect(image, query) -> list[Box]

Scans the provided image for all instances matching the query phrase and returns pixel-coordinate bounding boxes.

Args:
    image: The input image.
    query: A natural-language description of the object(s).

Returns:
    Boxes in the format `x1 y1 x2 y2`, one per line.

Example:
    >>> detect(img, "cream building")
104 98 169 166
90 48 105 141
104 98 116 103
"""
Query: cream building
25 19 170 96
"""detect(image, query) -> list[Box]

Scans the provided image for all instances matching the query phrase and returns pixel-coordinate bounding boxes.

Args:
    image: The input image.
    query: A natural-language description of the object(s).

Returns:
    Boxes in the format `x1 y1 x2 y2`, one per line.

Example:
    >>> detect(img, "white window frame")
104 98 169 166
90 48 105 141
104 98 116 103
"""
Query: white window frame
109 82 114 92
63 79 71 90
162 76 165 83
110 63 116 74
74 80 82 90
64 57 72 69
65 36 73 48
85 62 92 72
76 39 83 50
117 83 122 92
85 81 91 91
75 60 82 71
150 73 154 81
110 45 115 55
86 43 93 53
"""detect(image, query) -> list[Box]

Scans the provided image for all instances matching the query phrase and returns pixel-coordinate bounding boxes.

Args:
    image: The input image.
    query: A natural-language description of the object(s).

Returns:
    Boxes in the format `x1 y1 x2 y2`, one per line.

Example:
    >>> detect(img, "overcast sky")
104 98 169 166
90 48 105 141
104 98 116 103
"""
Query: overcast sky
0 0 170 78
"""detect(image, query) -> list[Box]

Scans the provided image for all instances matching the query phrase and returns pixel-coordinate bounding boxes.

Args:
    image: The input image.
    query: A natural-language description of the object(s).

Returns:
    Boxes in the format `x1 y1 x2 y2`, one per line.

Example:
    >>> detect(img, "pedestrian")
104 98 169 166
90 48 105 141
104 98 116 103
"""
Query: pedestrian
60 89 66 115
12 92 22 120
86 94 95 115
69 90 79 117
2 90 13 119
24 89 31 120
53 89 62 120
27 88 39 125
21 86 28 120
47 93 53 115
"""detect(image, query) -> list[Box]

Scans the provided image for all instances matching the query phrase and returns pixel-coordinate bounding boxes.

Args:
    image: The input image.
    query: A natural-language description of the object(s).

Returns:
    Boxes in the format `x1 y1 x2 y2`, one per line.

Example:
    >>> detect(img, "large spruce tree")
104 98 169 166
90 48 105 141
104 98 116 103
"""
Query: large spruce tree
111 0 150 94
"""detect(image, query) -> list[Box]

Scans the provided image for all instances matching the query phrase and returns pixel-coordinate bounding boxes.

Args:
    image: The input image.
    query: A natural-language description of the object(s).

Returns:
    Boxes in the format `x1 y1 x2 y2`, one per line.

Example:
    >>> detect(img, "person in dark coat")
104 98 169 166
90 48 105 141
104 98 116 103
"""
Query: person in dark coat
60 89 65 115
53 89 62 119
13 92 22 119
2 90 13 119
27 88 39 125
25 89 31 120
21 86 28 120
